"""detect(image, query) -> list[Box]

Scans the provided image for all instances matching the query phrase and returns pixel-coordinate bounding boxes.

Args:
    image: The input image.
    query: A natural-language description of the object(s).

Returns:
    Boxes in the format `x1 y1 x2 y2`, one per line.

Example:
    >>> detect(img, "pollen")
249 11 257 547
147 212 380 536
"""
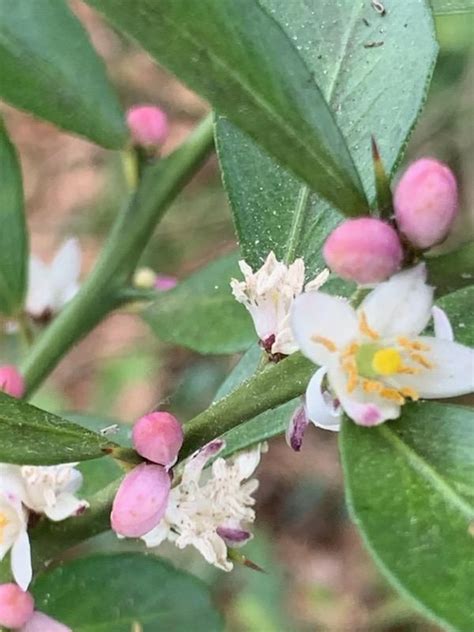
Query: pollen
410 352 434 369
372 348 402 375
358 311 379 340
397 337 430 351
311 335 337 352
399 387 420 401
379 387 405 405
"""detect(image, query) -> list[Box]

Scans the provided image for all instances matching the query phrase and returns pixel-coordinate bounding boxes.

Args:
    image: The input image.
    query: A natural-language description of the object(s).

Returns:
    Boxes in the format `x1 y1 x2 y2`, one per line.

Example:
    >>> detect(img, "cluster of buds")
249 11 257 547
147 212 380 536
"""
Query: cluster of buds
0 583 70 631
111 412 183 538
323 158 459 285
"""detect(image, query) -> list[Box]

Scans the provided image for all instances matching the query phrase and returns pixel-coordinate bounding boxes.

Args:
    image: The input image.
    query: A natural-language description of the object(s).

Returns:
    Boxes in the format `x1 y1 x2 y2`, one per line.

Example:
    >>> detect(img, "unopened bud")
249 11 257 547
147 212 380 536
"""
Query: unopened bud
111 463 170 538
0 583 34 629
21 611 72 632
132 412 183 468
323 218 403 284
0 365 25 398
126 105 169 147
394 158 458 249
154 274 177 292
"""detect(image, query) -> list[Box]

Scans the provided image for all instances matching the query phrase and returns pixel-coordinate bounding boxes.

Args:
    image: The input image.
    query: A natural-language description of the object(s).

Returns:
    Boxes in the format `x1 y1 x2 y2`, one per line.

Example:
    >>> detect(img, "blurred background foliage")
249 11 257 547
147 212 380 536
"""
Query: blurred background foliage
0 3 472 630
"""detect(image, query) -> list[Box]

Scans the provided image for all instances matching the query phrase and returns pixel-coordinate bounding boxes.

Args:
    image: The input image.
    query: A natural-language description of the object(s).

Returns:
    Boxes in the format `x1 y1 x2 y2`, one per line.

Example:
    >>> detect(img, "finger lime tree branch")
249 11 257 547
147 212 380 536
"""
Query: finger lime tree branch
20 113 214 396
30 352 315 567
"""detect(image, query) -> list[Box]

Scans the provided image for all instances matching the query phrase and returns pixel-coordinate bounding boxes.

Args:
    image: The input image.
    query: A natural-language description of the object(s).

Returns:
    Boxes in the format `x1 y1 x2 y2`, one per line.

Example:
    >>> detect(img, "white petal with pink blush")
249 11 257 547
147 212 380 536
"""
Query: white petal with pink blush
291 264 474 427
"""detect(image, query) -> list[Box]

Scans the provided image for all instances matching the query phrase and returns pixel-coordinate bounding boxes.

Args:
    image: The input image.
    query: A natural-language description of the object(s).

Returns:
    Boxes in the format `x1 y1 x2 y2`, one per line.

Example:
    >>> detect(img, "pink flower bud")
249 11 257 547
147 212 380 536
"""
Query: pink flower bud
111 463 170 538
0 365 25 398
394 158 458 249
132 412 183 468
323 218 403 284
154 274 178 292
0 583 34 629
126 105 169 147
21 611 72 632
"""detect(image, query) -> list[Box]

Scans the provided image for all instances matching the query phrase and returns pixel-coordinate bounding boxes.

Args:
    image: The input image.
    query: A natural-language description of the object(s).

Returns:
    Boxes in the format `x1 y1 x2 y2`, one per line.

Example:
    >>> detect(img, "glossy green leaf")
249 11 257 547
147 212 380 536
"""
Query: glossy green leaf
216 0 437 272
0 393 110 465
0 1 127 148
215 346 298 458
427 242 474 297
436 285 474 346
340 402 474 631
143 252 255 354
85 0 368 215
0 119 27 315
431 0 474 13
32 553 223 631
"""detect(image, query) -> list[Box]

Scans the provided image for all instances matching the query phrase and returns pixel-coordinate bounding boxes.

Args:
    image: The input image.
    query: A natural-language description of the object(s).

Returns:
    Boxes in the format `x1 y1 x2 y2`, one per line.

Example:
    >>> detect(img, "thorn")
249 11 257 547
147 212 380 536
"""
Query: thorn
228 548 267 573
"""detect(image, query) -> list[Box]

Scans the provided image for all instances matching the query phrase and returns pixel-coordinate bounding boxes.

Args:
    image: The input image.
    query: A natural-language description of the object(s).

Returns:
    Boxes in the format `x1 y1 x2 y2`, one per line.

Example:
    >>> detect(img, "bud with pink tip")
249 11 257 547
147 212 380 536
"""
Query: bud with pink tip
20 611 72 632
111 463 171 538
394 158 458 249
154 274 178 292
126 105 169 147
0 583 34 629
0 365 25 398
132 412 183 468
323 217 403 284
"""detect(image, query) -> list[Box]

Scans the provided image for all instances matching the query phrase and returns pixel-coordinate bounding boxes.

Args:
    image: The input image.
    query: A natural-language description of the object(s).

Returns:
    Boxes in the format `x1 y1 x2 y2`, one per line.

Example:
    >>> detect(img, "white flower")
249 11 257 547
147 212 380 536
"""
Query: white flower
0 467 32 590
231 251 328 355
291 264 474 427
20 464 88 521
142 440 263 571
26 239 81 319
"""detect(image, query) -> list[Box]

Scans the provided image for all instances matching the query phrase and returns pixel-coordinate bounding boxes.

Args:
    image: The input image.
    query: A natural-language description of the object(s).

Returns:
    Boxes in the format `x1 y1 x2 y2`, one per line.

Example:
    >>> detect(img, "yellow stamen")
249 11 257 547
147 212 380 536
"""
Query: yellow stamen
363 380 383 393
311 335 337 352
397 337 430 351
397 364 420 375
380 387 405 405
341 342 359 358
0 513 8 544
410 352 434 369
399 387 420 401
358 311 379 340
371 348 402 376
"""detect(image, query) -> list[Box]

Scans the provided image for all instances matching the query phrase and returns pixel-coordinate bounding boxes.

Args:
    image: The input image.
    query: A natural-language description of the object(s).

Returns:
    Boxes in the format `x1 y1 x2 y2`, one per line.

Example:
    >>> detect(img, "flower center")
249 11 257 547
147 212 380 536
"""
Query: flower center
372 347 402 375
0 512 8 543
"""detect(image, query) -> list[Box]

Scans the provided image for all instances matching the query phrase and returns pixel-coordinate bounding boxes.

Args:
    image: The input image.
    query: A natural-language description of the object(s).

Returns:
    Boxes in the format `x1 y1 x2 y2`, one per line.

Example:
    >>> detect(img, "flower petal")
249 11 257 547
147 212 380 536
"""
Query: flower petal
328 364 400 426
291 292 358 365
142 519 170 548
26 257 53 317
285 404 309 451
305 367 341 432
395 336 474 398
432 306 454 341
359 264 433 338
50 239 81 304
11 530 32 591
43 494 88 521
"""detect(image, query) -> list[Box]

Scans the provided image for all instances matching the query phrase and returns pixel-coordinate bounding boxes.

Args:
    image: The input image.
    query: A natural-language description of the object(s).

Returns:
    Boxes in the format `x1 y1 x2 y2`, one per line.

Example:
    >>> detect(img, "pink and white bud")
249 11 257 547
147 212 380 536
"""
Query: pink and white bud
154 274 178 292
394 158 458 249
126 105 169 147
111 463 171 538
285 404 309 452
132 412 183 468
0 583 34 629
216 525 252 546
323 218 403 284
0 365 25 398
20 611 72 632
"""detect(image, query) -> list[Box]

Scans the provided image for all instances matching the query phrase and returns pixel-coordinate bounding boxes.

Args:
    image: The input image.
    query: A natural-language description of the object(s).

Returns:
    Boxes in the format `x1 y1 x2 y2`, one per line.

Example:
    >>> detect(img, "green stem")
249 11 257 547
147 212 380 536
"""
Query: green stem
20 114 214 396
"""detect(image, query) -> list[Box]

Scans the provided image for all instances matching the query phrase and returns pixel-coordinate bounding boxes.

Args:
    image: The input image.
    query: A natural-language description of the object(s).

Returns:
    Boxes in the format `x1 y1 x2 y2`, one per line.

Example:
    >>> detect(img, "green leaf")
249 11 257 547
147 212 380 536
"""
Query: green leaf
32 553 223 631
340 402 474 631
85 0 368 215
0 119 27 315
215 0 437 271
431 0 474 13
436 285 474 346
427 242 474 296
142 252 255 354
0 393 110 464
0 1 127 148
215 346 298 458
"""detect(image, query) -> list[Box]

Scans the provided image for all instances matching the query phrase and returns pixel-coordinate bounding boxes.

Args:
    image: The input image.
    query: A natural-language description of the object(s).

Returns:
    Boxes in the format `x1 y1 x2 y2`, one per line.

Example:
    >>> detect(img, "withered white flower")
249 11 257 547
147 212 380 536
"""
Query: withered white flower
27 239 81 320
231 251 328 355
0 467 32 590
20 463 88 521
142 440 263 571
291 264 474 427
